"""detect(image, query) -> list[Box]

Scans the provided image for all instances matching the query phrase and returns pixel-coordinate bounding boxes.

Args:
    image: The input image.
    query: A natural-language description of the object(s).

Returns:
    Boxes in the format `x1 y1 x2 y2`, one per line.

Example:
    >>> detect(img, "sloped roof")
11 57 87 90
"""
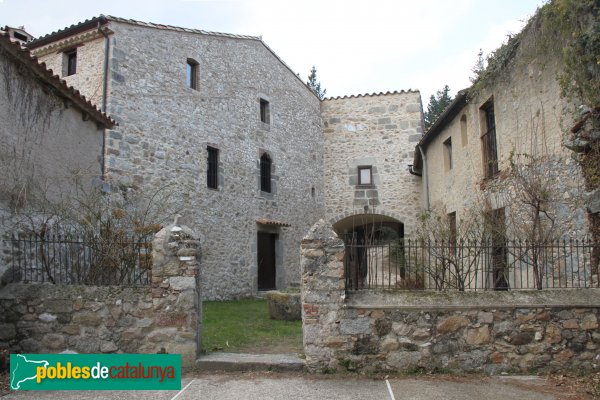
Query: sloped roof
323 89 420 101
27 15 320 100
1 31 116 128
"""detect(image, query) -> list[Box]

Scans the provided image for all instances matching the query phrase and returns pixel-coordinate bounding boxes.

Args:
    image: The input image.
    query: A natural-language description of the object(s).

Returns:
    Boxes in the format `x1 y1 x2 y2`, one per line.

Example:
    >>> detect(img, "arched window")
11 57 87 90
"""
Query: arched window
260 153 272 193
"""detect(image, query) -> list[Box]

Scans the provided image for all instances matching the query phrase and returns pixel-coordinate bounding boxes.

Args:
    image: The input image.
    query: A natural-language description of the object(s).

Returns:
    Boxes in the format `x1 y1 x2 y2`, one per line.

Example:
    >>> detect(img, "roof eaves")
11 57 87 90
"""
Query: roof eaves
417 90 468 149
26 16 108 49
323 89 420 101
1 32 116 128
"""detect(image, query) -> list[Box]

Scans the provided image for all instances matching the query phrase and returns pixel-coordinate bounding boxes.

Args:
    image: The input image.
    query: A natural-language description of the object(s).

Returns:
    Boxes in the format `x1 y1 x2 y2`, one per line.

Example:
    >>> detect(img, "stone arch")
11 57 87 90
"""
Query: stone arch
329 209 408 237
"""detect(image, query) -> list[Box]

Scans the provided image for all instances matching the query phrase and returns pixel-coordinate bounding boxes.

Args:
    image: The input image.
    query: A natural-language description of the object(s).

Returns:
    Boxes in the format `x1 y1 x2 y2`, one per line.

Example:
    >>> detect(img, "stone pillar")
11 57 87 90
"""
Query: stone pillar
151 218 201 367
301 219 346 371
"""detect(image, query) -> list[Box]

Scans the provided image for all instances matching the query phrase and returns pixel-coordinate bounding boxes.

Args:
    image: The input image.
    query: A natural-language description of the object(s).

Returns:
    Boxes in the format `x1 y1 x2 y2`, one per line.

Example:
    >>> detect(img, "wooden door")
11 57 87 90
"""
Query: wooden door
257 232 276 290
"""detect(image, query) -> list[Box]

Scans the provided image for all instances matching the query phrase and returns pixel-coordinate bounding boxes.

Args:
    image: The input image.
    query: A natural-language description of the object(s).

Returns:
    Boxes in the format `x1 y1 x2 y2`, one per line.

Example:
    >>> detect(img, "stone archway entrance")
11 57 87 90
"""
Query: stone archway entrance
333 214 405 290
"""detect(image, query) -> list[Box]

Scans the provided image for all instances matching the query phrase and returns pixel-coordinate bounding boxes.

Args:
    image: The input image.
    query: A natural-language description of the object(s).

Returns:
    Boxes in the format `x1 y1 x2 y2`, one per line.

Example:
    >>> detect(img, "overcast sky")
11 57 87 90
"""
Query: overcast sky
1 0 545 102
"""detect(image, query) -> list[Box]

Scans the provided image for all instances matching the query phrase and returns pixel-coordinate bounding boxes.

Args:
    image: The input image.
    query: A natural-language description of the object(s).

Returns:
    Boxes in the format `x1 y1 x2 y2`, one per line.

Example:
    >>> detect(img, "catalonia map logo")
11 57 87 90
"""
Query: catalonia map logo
10 354 181 390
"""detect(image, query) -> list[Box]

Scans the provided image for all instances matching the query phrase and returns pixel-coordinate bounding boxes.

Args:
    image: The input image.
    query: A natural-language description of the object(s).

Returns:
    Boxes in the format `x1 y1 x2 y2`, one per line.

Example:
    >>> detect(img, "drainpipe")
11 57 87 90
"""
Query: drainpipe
98 21 110 181
418 145 430 210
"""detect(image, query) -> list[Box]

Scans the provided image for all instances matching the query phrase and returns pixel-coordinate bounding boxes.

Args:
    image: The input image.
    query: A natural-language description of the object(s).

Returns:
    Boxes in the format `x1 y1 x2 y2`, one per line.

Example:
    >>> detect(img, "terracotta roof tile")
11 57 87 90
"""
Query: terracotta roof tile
1 31 116 128
322 89 420 101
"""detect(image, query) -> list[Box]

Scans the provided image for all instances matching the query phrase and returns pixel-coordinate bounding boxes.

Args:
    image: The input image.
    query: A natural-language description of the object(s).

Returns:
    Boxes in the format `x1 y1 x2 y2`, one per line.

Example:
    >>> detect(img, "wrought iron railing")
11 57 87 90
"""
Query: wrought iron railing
344 238 598 291
4 232 152 286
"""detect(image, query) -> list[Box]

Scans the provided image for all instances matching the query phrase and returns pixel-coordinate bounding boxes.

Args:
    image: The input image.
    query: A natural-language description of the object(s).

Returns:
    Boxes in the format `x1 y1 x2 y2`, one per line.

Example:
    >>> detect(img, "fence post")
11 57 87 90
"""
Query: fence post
151 217 201 367
301 219 346 372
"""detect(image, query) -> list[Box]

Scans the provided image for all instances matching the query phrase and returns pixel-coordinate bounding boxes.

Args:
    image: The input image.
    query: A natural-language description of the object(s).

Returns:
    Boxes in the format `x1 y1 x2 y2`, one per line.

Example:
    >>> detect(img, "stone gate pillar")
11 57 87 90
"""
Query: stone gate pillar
151 218 201 367
301 219 346 371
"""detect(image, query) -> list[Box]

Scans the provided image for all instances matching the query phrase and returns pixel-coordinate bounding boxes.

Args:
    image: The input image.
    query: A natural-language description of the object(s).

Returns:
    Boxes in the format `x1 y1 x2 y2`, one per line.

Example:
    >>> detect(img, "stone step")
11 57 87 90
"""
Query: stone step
196 352 305 372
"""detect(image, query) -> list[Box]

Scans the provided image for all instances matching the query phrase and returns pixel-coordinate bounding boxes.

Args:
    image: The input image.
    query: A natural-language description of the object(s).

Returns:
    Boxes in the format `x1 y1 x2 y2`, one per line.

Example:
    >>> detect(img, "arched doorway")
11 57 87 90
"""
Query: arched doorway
333 214 406 290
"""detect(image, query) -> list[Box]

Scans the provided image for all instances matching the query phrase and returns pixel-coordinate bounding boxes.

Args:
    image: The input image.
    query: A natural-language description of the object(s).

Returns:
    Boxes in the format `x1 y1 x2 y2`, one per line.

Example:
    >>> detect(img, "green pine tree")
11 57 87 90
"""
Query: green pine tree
306 66 326 100
424 85 453 130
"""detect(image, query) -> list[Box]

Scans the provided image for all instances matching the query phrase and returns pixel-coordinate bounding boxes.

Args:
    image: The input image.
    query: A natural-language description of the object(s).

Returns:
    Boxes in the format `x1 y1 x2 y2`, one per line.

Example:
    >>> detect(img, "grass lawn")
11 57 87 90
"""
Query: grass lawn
201 298 303 354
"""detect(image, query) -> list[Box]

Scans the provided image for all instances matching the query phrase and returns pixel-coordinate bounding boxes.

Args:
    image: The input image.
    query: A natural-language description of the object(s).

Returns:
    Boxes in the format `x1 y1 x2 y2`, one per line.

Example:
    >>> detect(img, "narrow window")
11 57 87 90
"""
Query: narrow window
460 114 468 146
481 100 499 178
311 187 315 198
186 59 199 89
260 99 270 124
65 49 77 76
358 166 372 185
443 137 453 171
207 146 219 189
260 153 272 193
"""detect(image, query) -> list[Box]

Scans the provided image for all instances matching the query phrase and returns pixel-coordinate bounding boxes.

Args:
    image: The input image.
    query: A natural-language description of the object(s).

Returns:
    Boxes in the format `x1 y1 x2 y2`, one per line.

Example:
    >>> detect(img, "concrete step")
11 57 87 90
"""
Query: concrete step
196 352 305 372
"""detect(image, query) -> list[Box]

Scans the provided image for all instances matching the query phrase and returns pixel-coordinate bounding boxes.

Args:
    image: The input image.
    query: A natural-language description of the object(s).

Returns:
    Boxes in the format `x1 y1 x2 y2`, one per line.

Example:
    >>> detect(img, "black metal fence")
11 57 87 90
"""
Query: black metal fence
344 238 599 291
4 233 152 286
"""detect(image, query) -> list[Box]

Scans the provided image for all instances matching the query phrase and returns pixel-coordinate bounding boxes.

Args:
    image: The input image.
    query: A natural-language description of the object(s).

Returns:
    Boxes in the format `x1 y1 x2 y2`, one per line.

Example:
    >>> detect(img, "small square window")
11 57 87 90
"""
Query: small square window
358 166 372 185
186 59 199 89
260 99 270 124
64 49 77 76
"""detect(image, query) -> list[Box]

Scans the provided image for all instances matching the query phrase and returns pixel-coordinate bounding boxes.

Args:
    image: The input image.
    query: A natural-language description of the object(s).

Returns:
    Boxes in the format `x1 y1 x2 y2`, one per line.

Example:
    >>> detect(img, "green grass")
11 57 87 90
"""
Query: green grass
201 298 303 354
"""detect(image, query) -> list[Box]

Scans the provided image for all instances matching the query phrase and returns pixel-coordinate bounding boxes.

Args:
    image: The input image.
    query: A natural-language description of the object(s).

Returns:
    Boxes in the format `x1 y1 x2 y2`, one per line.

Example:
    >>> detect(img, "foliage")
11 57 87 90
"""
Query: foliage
306 65 327 100
469 49 485 84
423 85 453 130
202 299 302 353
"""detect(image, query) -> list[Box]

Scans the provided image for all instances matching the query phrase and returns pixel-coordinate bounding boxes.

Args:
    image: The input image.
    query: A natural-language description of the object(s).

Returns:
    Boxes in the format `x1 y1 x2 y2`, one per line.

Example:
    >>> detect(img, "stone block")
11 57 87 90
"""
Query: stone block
0 324 16 340
581 314 598 330
267 291 301 321
340 318 371 335
544 324 562 344
72 311 102 327
42 333 65 350
101 341 118 353
437 316 469 334
466 326 490 345
169 277 196 291
156 312 188 327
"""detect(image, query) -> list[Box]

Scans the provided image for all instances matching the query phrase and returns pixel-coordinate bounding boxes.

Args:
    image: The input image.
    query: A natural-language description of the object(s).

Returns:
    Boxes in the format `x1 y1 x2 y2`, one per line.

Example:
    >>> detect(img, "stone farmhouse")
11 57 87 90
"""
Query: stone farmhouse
19 16 424 300
0 28 116 257
2 3 596 298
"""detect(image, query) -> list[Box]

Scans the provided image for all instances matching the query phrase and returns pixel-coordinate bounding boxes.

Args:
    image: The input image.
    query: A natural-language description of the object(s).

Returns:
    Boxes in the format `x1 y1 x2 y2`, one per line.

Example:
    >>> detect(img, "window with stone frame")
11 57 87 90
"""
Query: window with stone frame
260 98 270 124
64 49 77 76
481 100 499 178
358 166 372 185
186 58 199 89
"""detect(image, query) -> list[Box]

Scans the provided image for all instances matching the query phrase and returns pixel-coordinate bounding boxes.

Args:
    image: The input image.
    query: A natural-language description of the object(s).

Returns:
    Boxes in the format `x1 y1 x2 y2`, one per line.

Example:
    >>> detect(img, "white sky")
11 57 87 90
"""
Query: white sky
0 0 545 102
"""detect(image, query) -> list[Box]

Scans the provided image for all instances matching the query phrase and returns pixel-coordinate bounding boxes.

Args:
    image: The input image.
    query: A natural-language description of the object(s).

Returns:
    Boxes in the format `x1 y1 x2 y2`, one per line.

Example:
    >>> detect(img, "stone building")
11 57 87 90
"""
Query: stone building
26 16 326 299
321 92 423 240
412 10 589 238
0 30 115 279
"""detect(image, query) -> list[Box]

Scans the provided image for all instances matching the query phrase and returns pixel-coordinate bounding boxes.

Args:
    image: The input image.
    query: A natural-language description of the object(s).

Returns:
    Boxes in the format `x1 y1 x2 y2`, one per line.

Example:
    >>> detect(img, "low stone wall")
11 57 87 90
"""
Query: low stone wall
0 222 201 367
301 220 600 374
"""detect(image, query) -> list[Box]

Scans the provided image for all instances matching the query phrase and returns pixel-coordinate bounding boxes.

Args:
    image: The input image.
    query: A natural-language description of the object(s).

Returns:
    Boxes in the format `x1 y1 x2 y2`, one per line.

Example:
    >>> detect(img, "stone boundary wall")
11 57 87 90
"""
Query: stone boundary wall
0 222 201 367
301 220 600 374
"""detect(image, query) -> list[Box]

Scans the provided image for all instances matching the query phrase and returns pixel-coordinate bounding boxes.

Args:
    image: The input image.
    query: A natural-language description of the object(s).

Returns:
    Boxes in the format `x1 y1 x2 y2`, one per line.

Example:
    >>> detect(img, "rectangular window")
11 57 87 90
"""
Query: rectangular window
443 137 453 171
358 166 372 185
65 49 77 76
460 114 468 146
481 100 499 178
260 99 270 124
207 146 219 189
260 153 272 193
186 59 199 89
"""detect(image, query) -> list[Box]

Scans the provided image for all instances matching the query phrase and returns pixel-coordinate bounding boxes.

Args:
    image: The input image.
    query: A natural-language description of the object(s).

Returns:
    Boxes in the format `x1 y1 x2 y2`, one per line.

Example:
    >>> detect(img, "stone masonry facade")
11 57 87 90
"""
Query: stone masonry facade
301 220 600 374
322 92 423 236
30 19 325 299
419 10 589 238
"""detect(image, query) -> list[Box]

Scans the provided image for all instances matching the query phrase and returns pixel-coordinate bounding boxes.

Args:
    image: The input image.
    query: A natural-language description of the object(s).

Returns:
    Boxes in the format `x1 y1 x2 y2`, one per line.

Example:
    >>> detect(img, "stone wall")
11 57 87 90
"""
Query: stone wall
422 12 588 238
32 19 325 299
321 92 423 235
0 41 105 281
301 220 600 374
0 222 201 367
